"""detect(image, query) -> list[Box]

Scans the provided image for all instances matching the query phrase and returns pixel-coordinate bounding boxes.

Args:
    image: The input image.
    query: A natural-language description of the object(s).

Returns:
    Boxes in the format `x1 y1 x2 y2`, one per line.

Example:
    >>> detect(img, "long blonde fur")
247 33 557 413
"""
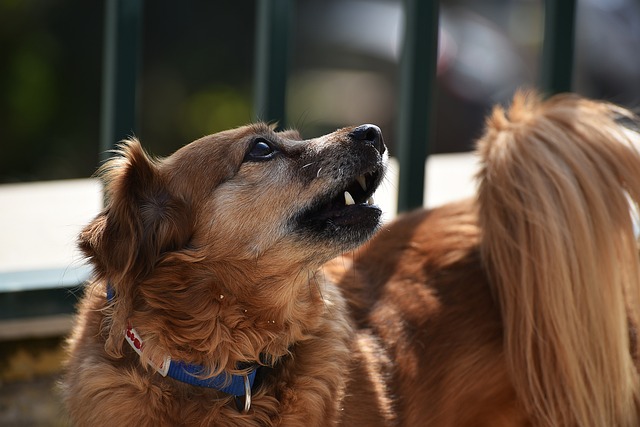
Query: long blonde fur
476 92 640 426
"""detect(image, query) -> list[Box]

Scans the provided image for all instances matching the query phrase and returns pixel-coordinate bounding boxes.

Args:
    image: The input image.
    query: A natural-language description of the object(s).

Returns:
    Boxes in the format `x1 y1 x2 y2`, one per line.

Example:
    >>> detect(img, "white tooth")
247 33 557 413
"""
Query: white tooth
344 191 355 206
356 175 367 191
367 196 375 205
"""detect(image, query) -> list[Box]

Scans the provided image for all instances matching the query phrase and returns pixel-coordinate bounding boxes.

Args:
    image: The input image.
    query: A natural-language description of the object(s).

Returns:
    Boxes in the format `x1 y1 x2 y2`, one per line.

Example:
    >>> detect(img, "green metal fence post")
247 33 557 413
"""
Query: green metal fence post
253 0 294 129
100 0 144 161
540 0 576 95
396 0 440 212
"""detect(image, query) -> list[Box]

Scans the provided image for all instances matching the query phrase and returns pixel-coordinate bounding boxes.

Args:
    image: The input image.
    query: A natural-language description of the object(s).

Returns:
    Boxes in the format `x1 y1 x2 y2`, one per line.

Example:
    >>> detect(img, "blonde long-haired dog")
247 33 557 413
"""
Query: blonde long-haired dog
477 93 640 426
63 93 640 426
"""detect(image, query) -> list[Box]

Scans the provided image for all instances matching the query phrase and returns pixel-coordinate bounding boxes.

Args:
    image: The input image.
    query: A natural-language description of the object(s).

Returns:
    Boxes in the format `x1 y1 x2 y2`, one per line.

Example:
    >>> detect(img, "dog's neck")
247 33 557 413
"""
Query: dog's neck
106 283 259 411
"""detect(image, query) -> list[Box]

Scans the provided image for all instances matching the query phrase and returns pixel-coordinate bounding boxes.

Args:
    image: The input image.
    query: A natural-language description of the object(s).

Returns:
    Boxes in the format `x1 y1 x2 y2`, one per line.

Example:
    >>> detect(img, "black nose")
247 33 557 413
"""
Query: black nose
349 124 385 155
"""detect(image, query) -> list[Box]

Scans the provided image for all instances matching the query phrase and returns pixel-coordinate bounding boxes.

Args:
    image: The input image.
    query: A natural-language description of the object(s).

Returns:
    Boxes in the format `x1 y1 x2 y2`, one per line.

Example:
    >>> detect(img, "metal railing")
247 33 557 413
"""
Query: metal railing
100 0 143 162
100 0 576 210
396 0 576 210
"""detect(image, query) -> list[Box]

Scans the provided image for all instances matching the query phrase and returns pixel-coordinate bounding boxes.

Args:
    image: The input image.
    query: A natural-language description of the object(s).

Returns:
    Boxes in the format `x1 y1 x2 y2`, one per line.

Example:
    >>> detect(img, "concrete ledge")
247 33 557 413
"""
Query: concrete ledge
0 178 102 276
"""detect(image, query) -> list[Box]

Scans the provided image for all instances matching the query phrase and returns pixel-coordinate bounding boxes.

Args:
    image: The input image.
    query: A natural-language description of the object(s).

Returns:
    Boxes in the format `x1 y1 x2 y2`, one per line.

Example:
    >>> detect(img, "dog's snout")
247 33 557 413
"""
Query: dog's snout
349 124 385 155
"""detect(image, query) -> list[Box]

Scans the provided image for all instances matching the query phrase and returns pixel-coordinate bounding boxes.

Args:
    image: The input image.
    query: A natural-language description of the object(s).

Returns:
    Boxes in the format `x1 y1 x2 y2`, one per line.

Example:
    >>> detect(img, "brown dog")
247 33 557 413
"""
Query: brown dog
63 93 640 426
62 123 389 426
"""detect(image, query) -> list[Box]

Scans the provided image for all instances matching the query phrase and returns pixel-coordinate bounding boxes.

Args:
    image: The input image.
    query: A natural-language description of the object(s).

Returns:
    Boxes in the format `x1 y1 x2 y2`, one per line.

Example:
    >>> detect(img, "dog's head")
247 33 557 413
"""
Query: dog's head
79 123 386 366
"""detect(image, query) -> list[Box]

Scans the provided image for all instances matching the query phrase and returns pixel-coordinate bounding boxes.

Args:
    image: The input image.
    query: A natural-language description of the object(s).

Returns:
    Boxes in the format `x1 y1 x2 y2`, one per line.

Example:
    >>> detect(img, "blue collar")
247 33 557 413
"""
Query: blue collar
106 284 259 400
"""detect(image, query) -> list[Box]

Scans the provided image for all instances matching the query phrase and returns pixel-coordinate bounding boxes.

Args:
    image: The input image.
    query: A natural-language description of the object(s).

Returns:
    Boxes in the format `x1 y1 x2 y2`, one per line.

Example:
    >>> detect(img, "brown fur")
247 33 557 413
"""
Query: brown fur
63 93 640 426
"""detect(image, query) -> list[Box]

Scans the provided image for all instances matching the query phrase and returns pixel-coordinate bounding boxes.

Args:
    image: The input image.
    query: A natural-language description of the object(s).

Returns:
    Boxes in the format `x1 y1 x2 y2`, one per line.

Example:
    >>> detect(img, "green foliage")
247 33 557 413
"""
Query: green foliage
0 0 255 182
183 86 252 138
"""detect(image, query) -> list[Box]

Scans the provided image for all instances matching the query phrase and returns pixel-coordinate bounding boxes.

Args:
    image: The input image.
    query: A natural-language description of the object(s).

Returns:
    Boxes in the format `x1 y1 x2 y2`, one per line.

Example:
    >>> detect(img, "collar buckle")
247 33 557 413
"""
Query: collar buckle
235 374 252 413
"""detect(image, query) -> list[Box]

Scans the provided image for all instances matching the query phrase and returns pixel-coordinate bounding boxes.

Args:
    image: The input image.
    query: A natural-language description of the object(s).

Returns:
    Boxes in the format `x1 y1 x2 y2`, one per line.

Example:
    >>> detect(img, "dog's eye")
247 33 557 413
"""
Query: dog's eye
244 138 278 162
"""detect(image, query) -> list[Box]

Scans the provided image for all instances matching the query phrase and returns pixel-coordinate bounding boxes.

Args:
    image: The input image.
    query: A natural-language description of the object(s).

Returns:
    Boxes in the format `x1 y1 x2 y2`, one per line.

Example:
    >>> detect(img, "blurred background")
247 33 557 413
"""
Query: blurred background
2 0 639 184
1 0 639 424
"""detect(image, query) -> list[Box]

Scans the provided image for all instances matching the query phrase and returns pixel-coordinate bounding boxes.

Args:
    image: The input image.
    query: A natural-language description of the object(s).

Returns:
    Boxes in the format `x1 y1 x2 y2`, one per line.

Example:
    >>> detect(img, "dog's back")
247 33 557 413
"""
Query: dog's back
331 92 640 426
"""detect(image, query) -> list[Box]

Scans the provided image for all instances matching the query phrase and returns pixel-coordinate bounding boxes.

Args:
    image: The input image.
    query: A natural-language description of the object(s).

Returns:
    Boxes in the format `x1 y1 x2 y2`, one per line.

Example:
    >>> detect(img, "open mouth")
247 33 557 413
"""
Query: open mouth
330 170 381 214
344 173 377 207
295 166 384 235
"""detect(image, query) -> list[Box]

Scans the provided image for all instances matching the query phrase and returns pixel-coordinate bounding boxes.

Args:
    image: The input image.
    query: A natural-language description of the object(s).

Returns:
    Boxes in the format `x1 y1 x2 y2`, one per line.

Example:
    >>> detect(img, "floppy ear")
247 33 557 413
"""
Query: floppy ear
79 138 193 284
